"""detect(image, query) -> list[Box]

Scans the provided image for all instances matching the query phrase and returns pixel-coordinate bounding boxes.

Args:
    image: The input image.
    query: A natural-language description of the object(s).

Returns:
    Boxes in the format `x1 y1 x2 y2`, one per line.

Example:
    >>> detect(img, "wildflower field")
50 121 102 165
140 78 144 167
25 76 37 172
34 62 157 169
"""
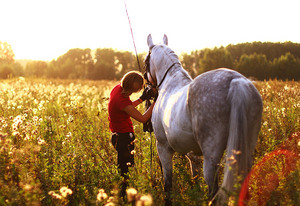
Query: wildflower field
0 78 299 205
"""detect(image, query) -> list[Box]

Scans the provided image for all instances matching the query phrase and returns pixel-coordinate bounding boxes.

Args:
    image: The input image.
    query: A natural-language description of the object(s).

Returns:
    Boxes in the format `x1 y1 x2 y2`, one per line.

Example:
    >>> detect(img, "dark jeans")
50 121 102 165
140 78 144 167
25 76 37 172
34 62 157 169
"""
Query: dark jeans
111 132 135 178
111 132 135 198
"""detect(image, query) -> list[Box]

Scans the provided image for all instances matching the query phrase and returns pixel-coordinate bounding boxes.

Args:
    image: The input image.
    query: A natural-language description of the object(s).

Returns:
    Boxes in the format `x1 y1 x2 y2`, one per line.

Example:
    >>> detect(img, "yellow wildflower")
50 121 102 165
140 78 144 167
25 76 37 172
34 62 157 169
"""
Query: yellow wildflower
60 186 72 197
97 189 108 201
126 188 137 202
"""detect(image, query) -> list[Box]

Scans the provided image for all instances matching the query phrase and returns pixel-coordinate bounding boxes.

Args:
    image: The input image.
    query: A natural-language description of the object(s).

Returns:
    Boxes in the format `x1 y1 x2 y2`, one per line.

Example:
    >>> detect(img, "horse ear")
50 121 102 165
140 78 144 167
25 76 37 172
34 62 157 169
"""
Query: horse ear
163 34 168 46
147 34 155 49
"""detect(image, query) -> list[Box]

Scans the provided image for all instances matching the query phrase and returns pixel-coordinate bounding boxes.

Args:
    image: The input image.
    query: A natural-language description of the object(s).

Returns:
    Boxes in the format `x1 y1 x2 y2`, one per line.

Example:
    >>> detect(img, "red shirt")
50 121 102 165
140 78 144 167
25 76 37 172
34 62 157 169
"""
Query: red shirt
108 84 134 133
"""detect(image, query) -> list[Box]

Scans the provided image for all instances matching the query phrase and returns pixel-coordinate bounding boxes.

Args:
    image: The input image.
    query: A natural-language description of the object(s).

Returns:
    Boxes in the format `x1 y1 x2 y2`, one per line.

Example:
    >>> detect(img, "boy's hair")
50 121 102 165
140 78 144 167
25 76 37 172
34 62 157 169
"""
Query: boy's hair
121 71 144 93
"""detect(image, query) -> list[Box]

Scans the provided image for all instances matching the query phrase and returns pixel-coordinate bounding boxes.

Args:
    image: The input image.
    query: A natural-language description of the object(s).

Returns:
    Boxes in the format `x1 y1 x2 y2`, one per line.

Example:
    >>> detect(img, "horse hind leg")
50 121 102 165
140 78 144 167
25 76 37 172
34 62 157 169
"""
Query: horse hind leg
203 156 222 200
201 137 226 202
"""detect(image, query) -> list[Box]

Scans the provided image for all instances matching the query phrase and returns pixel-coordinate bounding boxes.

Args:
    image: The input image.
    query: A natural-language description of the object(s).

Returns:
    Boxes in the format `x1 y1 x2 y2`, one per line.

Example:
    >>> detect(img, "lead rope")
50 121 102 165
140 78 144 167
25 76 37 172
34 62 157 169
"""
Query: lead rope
123 0 153 180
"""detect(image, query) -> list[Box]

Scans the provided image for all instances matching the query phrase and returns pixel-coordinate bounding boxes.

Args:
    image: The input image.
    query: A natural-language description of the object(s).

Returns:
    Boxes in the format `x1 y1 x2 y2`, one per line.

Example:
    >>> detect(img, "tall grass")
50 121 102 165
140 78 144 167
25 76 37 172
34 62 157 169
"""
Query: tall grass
0 78 299 205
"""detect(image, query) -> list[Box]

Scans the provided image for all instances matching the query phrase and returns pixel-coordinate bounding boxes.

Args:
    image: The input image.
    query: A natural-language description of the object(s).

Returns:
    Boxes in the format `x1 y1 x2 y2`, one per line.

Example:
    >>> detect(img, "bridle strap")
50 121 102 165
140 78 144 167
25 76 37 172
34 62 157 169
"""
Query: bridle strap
144 47 181 89
156 62 181 88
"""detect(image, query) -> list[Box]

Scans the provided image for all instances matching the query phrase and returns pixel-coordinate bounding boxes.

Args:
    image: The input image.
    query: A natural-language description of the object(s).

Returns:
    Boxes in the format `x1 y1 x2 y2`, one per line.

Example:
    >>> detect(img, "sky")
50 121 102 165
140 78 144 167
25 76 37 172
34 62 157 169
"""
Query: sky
1 0 299 61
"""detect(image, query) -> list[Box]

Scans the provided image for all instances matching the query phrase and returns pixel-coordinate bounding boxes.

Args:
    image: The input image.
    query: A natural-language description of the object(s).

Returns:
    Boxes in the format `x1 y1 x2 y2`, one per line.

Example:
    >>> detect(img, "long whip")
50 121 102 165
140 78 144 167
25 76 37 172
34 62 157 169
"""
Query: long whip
123 0 142 72
123 0 154 181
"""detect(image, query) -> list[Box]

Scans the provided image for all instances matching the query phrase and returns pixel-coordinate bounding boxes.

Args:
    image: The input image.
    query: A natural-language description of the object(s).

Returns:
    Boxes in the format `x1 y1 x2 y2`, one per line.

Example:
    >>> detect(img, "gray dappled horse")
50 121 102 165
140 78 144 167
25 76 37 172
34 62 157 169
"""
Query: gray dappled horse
145 34 262 205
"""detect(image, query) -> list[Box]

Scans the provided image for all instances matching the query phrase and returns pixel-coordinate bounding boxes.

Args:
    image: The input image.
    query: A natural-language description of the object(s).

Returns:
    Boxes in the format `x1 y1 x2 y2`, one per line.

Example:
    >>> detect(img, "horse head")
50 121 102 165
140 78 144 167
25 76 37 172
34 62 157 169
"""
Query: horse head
145 34 181 89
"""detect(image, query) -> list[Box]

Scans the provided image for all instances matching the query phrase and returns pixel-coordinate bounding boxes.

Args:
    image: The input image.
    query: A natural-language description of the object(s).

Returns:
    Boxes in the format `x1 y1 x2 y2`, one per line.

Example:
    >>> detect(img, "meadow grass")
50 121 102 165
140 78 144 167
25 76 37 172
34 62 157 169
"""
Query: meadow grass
0 78 299 205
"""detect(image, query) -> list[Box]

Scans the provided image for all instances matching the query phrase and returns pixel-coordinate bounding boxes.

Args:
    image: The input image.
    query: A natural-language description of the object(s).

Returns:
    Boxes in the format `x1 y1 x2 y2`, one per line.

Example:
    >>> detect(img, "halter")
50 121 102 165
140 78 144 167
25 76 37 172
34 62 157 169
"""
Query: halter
144 48 181 89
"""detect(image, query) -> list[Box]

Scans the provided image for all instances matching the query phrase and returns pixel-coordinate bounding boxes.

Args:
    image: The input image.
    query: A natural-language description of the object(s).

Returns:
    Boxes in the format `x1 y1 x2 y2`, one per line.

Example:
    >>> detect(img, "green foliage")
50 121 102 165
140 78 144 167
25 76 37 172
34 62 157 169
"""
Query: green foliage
50 48 94 79
2 40 300 80
227 41 300 61
0 62 23 79
115 51 140 79
271 52 300 80
0 64 14 78
25 60 48 77
0 41 23 79
180 50 204 78
200 47 233 72
91 48 116 80
236 53 271 80
0 78 299 205
0 41 14 63
183 42 300 80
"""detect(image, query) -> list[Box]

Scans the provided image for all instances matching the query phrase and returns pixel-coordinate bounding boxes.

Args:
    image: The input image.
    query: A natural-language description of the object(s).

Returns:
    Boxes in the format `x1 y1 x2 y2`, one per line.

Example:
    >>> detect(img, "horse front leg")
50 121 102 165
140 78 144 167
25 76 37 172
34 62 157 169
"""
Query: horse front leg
157 142 174 206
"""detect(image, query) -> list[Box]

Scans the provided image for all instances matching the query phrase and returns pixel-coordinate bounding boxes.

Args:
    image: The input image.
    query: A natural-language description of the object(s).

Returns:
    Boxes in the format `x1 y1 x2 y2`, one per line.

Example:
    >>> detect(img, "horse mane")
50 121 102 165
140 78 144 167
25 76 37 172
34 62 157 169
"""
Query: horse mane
160 45 192 81
160 45 181 65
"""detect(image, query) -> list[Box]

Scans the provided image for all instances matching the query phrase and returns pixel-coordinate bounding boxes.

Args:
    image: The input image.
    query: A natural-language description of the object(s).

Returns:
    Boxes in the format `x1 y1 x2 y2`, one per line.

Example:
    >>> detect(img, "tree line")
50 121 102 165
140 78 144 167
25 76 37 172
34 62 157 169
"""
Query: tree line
1 41 300 80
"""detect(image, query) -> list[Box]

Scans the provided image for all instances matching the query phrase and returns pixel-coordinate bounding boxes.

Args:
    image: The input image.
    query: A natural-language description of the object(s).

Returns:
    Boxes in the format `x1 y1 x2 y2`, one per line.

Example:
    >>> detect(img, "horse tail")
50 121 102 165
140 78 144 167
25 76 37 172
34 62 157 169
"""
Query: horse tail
221 77 253 197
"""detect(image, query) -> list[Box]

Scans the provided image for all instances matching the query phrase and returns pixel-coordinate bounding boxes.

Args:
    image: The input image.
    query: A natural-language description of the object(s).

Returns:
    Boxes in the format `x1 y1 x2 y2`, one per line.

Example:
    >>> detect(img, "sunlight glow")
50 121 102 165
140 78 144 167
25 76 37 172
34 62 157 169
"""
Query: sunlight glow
0 0 299 61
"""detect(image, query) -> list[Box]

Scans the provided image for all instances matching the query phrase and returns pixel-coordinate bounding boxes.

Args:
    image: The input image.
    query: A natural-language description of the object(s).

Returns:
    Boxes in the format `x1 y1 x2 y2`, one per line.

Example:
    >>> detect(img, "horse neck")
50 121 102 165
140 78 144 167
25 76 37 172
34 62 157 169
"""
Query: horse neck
157 63 192 91
152 46 192 90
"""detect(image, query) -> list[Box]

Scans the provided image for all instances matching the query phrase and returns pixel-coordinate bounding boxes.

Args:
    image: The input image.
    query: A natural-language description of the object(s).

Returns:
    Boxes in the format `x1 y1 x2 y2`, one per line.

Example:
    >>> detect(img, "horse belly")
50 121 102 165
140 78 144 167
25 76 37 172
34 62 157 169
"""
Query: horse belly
167 128 199 154
161 89 200 154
